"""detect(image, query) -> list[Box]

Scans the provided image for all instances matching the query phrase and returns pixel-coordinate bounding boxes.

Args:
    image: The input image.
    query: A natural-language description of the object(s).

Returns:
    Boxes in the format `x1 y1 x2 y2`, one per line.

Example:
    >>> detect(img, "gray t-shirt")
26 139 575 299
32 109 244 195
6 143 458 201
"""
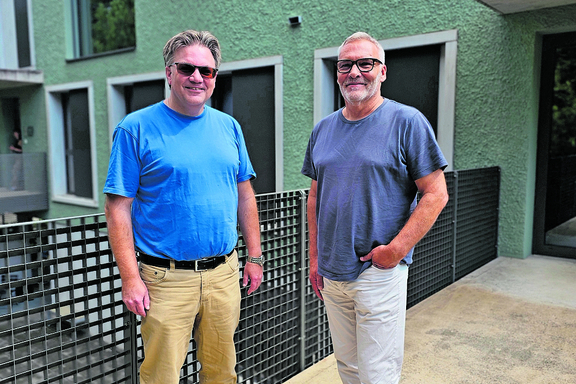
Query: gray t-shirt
301 99 447 281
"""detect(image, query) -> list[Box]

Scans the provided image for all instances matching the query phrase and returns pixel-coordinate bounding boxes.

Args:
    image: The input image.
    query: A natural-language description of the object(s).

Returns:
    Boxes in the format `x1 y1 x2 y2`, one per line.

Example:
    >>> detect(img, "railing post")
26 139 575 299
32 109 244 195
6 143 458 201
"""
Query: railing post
299 190 308 371
451 171 459 283
129 312 139 384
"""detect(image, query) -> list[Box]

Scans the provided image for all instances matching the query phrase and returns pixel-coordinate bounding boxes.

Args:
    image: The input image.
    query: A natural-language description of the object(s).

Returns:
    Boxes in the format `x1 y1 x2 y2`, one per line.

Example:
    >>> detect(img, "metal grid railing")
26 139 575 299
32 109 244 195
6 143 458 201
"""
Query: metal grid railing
0 215 131 384
0 167 500 384
408 173 456 307
453 167 500 280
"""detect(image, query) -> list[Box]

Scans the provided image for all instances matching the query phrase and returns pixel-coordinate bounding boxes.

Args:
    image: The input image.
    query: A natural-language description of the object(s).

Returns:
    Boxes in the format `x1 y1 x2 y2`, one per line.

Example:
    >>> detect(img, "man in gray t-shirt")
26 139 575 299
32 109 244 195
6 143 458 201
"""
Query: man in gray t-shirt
301 32 448 384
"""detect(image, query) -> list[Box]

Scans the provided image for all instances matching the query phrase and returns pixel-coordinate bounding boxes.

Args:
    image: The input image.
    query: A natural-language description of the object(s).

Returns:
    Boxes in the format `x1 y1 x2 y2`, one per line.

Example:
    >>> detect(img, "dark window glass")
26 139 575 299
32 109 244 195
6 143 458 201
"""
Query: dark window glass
15 0 31 67
62 89 92 198
533 32 576 257
212 67 276 194
124 80 165 114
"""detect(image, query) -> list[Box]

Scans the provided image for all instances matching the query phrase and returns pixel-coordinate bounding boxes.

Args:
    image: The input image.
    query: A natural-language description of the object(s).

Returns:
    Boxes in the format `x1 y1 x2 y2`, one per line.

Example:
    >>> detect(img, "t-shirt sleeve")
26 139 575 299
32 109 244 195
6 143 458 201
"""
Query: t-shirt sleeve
404 111 448 181
235 121 256 182
103 127 141 197
301 131 317 181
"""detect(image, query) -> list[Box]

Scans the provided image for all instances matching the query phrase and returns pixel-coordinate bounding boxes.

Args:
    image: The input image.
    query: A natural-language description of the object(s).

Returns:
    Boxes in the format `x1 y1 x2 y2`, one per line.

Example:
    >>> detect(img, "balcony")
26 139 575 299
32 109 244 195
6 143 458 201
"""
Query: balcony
0 153 49 218
475 0 576 14
0 167 500 383
0 68 43 90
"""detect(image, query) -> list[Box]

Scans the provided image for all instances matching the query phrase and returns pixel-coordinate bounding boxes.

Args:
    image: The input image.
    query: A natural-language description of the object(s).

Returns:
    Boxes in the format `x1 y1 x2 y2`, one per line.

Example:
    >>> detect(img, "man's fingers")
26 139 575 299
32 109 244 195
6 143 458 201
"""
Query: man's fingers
245 264 263 295
125 300 147 317
143 293 150 312
310 274 324 301
359 250 373 262
247 279 261 295
247 275 262 295
243 273 249 288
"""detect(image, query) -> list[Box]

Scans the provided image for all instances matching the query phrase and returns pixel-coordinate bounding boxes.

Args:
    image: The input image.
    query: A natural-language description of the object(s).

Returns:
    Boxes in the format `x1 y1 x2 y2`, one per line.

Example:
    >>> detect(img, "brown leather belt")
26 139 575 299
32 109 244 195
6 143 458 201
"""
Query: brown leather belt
136 250 233 271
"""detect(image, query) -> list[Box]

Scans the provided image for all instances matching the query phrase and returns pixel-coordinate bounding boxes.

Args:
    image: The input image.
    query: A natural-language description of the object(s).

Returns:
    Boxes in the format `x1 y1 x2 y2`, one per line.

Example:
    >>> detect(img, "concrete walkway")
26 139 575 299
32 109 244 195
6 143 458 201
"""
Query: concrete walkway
285 255 576 384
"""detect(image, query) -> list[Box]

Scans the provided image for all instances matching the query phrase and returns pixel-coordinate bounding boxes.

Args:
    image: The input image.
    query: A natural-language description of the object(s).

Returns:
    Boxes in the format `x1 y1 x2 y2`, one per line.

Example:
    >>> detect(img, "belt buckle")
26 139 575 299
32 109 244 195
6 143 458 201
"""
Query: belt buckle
194 258 208 272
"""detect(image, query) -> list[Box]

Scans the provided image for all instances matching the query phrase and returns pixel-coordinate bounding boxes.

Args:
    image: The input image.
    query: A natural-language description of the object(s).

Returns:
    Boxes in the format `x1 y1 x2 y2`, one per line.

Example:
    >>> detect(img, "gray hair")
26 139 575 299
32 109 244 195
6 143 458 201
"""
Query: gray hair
163 30 222 68
338 32 385 63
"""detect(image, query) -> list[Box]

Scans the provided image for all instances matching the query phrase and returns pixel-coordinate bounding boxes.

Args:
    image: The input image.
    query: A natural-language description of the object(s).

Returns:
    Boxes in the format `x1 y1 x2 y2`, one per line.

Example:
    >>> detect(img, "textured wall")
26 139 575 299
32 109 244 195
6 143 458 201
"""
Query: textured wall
14 0 576 256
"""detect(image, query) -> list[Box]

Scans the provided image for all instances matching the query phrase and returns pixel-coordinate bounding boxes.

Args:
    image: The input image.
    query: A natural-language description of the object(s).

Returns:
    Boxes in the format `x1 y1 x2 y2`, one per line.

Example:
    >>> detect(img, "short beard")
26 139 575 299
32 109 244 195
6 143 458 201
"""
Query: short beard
340 76 381 104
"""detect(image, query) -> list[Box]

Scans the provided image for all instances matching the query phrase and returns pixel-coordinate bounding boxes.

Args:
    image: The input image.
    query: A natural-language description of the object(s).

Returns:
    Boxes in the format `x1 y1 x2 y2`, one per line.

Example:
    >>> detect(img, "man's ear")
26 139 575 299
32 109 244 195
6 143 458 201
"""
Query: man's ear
165 66 172 87
380 64 387 83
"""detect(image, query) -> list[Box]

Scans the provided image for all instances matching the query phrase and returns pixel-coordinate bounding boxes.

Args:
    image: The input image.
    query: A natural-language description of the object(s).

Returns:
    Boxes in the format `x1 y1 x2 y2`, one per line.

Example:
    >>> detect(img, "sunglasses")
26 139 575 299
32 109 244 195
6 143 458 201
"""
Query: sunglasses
170 62 218 79
336 58 383 74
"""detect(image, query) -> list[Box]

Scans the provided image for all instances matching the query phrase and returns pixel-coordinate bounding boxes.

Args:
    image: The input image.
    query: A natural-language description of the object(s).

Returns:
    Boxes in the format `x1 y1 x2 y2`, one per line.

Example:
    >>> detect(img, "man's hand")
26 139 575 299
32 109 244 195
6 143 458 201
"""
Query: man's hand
243 262 263 295
237 180 263 295
360 169 449 269
360 244 404 269
307 180 324 300
309 262 324 301
122 276 150 317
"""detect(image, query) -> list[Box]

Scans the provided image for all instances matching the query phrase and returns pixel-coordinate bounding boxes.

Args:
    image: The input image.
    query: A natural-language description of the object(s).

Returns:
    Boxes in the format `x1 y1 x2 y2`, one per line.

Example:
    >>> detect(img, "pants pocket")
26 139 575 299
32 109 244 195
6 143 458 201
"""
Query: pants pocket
139 263 168 285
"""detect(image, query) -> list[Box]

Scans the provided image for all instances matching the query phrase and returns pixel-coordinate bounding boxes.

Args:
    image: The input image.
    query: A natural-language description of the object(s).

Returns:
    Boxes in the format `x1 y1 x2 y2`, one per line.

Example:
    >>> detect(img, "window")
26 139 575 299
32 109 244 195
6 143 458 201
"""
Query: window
46 82 98 207
106 72 167 146
0 0 34 69
314 30 457 171
210 56 284 193
533 31 576 258
66 0 135 59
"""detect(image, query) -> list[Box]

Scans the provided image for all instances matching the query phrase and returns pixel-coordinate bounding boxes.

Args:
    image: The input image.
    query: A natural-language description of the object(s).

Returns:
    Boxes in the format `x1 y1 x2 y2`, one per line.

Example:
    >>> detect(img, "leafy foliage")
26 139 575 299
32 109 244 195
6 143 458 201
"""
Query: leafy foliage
551 45 576 157
90 0 135 54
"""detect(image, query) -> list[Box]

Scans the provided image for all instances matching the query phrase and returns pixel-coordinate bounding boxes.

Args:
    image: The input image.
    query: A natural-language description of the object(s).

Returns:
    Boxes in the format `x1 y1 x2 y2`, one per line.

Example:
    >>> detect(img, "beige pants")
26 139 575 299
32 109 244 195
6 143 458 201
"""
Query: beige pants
139 251 241 384
323 263 409 384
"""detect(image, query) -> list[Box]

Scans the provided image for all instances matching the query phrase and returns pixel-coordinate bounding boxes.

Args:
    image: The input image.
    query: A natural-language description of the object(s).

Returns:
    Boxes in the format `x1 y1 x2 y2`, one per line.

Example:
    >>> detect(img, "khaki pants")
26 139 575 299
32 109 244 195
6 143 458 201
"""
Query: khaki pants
139 251 241 384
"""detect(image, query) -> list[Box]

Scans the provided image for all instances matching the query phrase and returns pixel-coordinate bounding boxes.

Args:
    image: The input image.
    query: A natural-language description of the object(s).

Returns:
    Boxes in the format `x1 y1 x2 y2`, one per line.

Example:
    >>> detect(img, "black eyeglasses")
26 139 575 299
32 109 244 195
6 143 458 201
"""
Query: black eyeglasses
170 62 218 79
336 58 383 74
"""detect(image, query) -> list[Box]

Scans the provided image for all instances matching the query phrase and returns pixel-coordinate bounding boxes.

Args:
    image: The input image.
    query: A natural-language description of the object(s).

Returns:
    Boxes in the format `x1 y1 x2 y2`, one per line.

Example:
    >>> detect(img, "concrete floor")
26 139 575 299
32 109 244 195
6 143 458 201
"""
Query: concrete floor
285 255 576 384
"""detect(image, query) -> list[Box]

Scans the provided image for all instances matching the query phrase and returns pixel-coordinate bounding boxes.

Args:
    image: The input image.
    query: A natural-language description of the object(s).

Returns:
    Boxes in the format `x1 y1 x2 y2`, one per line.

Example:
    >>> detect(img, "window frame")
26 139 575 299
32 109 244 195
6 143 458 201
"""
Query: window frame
45 81 99 208
106 71 168 149
313 30 457 171
0 0 36 69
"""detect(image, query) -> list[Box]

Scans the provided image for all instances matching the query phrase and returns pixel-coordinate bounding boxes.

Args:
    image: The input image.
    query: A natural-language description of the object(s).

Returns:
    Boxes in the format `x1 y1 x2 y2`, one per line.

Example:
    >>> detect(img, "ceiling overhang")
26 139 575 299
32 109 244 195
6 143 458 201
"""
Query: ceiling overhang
0 68 44 90
476 0 576 14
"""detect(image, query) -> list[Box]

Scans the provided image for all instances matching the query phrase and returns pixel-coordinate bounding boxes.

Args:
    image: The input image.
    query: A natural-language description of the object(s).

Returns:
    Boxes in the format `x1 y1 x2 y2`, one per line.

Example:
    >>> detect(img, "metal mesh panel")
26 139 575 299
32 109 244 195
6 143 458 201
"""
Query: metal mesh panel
407 173 456 307
235 191 303 383
454 167 500 279
173 191 305 383
0 168 500 383
0 215 133 384
302 190 333 369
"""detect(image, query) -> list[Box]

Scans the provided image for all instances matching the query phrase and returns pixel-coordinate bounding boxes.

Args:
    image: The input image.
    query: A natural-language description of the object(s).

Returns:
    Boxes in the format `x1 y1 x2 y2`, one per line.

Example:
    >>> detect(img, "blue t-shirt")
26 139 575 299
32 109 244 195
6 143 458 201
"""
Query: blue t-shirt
301 99 447 281
104 102 255 260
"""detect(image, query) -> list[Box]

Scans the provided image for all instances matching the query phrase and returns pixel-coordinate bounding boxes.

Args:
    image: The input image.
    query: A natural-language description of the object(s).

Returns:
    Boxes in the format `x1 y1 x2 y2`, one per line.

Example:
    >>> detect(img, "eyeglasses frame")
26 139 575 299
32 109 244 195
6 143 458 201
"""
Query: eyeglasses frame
335 58 384 74
169 62 218 79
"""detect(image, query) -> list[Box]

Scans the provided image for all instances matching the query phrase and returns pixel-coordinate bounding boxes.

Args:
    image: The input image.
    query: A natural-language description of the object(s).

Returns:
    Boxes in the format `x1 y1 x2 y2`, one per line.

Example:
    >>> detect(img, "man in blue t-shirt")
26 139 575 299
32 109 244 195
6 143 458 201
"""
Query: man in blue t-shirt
104 30 264 384
302 32 449 384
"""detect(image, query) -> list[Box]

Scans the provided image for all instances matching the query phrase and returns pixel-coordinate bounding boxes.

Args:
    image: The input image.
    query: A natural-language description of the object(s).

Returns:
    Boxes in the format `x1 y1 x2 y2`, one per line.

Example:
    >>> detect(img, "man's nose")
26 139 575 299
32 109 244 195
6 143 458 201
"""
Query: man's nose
348 63 362 77
188 68 203 81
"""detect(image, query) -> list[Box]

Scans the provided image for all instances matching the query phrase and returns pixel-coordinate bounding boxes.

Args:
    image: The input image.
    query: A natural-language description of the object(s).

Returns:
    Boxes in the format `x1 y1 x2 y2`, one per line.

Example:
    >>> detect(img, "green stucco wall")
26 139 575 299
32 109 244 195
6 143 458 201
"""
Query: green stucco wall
10 0 576 257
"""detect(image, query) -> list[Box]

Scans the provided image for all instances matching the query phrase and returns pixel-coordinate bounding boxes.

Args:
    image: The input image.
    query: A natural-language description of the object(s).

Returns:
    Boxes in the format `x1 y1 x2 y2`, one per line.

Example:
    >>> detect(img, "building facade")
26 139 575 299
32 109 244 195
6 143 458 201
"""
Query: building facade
1 0 576 259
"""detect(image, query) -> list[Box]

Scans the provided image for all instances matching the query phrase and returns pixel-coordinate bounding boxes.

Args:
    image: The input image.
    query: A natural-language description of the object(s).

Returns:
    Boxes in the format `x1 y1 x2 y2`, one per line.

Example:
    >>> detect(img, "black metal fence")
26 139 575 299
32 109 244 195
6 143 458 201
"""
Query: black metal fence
0 167 500 384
